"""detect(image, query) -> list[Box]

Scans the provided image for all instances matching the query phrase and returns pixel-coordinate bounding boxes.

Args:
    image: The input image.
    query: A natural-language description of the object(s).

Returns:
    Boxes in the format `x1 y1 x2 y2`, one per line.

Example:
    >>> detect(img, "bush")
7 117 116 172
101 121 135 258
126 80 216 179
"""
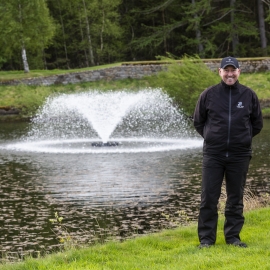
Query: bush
147 55 220 116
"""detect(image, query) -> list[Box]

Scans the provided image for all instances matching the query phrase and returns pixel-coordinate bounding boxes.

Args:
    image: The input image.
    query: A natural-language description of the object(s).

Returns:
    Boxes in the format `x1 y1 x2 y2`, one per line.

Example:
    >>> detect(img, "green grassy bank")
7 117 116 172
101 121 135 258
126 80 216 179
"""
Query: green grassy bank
1 58 270 121
1 207 270 270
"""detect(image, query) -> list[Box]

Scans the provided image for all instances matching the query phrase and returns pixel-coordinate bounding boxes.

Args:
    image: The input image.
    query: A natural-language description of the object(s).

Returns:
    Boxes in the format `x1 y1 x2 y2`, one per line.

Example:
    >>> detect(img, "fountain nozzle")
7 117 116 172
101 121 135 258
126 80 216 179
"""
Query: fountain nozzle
91 142 120 147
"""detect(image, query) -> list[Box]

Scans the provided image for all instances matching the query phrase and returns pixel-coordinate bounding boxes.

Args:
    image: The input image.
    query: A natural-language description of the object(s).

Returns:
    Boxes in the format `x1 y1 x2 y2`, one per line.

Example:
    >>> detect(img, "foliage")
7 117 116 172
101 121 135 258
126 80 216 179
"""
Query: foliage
0 83 88 118
262 107 270 118
0 0 56 70
204 1 259 57
49 212 77 250
0 1 269 70
46 0 124 69
146 55 220 116
240 72 270 100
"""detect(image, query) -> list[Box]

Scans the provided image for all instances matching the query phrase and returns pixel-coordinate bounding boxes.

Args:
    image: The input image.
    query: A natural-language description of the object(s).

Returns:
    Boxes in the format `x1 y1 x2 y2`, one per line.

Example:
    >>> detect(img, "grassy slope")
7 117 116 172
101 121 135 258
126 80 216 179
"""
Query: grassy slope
1 207 270 270
240 73 270 117
0 66 270 119
240 72 270 100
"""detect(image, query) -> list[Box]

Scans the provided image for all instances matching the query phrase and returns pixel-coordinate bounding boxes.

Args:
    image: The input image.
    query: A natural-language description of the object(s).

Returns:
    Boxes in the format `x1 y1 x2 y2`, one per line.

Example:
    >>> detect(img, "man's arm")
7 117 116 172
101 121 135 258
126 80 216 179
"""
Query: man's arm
251 92 263 137
193 93 207 138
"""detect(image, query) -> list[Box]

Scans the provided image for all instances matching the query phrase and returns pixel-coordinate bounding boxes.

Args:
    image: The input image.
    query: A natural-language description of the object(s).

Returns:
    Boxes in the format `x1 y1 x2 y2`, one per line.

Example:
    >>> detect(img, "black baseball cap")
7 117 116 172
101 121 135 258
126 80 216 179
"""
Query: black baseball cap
220 56 239 69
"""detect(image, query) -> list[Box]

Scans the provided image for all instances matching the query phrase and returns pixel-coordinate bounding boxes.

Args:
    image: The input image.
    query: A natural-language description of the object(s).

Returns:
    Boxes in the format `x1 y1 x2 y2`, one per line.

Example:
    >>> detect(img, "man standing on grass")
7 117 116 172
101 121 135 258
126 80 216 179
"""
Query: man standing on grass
193 56 263 248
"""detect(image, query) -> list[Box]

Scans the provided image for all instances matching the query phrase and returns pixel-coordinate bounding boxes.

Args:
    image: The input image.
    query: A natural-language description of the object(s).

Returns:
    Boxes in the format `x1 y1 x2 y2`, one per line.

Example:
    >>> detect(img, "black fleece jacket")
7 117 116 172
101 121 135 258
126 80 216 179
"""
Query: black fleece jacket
193 80 263 157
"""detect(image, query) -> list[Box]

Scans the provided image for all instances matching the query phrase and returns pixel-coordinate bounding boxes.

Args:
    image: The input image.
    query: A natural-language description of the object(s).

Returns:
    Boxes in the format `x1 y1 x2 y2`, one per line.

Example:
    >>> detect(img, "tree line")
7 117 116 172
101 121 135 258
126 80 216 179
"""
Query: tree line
0 0 269 72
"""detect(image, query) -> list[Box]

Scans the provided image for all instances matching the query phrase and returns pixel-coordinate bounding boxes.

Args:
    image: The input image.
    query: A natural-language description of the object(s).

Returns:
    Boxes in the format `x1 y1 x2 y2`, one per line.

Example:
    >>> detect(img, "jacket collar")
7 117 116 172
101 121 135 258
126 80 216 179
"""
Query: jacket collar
221 80 239 90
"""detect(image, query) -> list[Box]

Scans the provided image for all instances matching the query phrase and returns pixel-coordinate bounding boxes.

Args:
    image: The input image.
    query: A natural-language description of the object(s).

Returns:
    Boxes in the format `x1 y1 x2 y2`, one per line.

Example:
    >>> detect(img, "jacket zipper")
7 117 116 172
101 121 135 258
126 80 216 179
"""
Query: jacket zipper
226 87 232 157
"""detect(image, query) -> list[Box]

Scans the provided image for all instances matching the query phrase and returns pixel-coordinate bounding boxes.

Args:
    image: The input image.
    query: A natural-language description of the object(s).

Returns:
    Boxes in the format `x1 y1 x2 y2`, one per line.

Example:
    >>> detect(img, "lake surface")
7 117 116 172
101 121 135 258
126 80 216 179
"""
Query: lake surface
0 119 269 257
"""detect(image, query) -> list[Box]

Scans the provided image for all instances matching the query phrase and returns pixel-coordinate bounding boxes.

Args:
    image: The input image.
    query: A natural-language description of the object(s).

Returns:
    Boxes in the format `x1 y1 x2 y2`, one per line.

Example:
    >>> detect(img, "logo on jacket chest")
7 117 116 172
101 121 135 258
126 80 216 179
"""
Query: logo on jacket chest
236 102 244 108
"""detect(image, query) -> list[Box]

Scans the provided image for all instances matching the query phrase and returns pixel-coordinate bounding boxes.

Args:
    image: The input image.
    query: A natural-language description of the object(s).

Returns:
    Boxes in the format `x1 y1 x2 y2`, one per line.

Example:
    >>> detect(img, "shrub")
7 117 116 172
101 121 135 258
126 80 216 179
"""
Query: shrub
147 55 220 116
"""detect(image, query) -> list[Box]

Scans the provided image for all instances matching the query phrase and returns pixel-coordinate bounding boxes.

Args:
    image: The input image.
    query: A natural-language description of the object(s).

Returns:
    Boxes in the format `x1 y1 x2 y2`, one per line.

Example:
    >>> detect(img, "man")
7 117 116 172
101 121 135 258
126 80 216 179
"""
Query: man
193 56 263 248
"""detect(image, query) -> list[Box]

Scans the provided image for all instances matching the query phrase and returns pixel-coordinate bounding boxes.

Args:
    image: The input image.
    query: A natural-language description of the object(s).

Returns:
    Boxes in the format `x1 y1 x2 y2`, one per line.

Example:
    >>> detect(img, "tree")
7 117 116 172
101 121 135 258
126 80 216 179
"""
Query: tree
257 0 267 55
230 0 238 56
191 0 204 56
184 0 212 58
55 0 70 69
0 0 55 72
122 0 264 59
202 0 259 57
81 0 95 66
1 0 269 70
126 0 188 59
45 0 123 68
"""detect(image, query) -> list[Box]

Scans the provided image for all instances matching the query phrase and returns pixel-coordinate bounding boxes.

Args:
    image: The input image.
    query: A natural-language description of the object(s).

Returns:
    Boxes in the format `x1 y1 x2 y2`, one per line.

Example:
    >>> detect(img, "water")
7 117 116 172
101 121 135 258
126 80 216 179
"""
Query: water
0 89 269 257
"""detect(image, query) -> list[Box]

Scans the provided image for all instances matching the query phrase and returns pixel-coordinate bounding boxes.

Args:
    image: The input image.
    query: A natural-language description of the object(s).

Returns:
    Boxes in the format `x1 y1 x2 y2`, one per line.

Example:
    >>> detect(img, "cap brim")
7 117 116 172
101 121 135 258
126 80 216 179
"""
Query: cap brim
221 64 238 69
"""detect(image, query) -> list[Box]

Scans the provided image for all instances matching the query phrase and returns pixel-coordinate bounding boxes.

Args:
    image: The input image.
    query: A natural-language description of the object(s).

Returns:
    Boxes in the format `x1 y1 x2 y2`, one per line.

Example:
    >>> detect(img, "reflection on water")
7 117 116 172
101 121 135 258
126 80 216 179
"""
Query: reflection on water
0 120 269 255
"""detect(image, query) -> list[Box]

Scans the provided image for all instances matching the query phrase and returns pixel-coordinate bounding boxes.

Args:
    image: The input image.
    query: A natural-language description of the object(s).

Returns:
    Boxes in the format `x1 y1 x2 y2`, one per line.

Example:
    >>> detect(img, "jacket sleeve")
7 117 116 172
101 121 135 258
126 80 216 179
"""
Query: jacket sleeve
251 92 263 137
193 92 207 138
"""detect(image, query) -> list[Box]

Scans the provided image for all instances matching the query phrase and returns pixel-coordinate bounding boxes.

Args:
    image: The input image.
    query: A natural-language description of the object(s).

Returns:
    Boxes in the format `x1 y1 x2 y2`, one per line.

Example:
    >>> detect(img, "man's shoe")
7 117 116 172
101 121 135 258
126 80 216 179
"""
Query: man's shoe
228 241 247 248
198 243 213 249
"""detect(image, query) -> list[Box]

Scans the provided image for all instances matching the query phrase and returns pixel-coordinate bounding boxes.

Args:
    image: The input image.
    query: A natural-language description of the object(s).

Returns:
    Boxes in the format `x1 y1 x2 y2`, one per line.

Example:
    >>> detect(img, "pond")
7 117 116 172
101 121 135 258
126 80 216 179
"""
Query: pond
0 114 269 258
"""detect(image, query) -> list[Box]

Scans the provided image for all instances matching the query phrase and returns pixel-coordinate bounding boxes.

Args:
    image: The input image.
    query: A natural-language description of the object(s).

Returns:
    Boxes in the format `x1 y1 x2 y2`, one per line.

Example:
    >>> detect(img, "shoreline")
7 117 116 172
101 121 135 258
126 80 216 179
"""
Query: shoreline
1 206 270 269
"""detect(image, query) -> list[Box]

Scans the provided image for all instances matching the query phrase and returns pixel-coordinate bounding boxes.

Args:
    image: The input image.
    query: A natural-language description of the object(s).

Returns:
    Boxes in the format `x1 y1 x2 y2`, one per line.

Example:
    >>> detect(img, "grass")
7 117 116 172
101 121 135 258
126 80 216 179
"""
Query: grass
239 72 270 117
1 72 270 120
0 207 270 270
262 107 270 115
240 72 270 100
1 59 270 119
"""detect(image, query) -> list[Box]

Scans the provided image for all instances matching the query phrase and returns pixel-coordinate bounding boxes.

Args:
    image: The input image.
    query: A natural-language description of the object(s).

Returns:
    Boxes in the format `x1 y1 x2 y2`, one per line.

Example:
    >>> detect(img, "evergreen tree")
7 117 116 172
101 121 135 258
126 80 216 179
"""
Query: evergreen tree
258 0 267 55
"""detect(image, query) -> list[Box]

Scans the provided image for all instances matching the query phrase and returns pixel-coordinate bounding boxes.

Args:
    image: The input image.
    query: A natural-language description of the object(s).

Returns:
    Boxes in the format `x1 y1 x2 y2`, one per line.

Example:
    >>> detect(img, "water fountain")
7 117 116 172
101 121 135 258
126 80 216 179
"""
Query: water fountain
4 88 202 153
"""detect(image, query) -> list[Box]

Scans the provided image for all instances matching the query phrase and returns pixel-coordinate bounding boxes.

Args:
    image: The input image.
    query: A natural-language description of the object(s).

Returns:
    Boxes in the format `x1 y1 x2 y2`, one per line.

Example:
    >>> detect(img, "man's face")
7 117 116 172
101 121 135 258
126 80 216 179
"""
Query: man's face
219 65 240 85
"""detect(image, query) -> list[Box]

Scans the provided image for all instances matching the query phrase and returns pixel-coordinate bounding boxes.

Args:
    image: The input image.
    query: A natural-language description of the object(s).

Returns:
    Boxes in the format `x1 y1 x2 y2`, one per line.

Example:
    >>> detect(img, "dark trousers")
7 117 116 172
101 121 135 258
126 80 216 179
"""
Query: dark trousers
198 154 250 244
